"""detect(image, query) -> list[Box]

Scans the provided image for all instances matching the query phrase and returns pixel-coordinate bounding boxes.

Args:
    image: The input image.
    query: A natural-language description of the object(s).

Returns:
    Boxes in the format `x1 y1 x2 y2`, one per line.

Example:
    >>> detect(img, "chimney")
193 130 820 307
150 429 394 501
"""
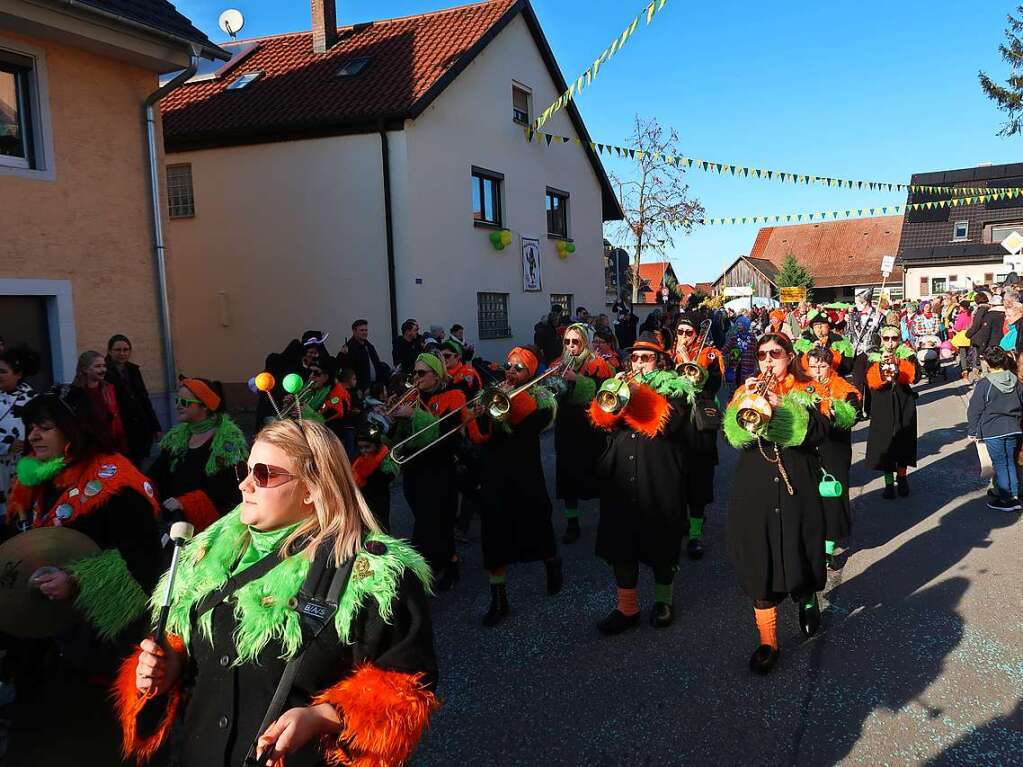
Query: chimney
311 0 337 53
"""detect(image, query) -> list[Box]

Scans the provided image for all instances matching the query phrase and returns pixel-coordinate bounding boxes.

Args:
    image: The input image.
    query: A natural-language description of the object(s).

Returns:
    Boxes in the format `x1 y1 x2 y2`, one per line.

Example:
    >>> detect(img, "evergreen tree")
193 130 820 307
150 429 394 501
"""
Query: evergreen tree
775 252 814 302
979 7 1023 135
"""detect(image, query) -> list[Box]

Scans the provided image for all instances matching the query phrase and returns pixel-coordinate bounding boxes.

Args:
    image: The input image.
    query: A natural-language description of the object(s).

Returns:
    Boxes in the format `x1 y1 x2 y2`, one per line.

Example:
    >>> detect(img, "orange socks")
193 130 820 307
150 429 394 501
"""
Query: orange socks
617 588 639 617
754 605 778 648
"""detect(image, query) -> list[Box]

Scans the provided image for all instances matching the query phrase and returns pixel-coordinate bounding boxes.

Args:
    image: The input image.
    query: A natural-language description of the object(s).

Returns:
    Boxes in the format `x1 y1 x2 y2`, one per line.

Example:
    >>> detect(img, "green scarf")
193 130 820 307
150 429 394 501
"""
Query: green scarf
232 522 300 575
15 456 67 487
159 414 248 475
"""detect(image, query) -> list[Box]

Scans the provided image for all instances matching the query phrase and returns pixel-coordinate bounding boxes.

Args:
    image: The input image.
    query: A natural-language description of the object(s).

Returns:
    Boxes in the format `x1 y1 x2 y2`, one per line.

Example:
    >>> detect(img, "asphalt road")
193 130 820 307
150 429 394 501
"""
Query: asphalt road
410 376 1023 766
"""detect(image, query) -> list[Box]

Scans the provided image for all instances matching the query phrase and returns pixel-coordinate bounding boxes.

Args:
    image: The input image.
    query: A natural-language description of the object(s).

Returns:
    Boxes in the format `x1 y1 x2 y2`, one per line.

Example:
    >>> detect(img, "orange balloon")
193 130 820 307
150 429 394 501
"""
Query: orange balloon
255 372 276 392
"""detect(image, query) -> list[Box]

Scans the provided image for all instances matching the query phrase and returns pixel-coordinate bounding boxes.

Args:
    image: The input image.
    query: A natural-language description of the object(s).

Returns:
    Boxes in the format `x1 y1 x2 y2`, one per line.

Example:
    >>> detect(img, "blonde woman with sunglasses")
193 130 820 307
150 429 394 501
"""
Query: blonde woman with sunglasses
117 419 438 767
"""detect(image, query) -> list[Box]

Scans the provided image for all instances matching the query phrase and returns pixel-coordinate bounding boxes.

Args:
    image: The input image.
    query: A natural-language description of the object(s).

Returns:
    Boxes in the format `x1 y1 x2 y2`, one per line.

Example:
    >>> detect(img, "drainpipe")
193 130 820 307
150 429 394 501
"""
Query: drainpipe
144 49 199 426
379 121 398 341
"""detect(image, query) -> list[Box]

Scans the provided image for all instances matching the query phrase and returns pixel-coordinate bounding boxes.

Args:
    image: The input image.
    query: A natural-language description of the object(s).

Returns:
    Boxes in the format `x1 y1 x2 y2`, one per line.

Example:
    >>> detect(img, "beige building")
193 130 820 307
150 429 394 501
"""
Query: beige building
0 0 224 417
160 0 622 387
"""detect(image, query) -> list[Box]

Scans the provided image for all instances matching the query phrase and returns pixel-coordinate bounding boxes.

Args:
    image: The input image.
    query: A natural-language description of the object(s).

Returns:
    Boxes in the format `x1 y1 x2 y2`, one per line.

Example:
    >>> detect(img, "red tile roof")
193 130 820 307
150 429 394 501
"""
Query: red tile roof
747 216 904 288
636 261 675 304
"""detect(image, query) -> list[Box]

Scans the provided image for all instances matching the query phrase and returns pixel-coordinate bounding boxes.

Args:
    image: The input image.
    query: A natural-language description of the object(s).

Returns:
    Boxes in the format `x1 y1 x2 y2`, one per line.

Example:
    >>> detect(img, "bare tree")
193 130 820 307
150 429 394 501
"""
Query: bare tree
607 115 704 305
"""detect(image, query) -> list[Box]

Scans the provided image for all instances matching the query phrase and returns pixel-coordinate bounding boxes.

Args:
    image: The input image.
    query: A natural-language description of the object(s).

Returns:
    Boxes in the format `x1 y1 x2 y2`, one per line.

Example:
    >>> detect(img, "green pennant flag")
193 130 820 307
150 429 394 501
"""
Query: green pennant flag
629 149 636 159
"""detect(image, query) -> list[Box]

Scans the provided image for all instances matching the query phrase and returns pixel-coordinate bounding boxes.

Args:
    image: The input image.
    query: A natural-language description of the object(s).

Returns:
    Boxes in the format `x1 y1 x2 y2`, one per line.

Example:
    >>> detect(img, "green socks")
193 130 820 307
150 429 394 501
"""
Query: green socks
824 540 836 555
689 517 704 538
884 472 895 486
803 593 818 611
564 503 579 520
489 573 507 585
654 582 674 605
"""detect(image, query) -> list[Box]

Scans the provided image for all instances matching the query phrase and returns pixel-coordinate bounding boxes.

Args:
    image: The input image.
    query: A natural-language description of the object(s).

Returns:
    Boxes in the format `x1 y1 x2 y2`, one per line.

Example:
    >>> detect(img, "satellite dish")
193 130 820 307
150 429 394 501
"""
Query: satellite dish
218 9 245 38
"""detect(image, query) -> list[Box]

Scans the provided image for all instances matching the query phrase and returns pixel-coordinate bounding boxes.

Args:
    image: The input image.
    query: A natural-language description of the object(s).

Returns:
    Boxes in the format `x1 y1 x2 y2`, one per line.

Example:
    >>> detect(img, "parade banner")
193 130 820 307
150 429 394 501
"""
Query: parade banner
532 0 674 131
522 237 542 292
778 287 806 303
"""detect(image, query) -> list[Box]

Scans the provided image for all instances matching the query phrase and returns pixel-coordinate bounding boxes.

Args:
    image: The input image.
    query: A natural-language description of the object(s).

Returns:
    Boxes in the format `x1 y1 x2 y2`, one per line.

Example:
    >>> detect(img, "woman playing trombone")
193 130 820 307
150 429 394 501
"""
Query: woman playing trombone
553 324 615 544
723 333 829 674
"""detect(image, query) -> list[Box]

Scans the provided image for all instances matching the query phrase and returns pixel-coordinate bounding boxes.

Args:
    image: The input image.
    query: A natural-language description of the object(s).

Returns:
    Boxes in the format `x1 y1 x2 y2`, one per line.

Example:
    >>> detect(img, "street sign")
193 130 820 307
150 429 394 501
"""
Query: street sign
723 286 753 297
778 286 806 303
880 255 896 277
1002 230 1023 256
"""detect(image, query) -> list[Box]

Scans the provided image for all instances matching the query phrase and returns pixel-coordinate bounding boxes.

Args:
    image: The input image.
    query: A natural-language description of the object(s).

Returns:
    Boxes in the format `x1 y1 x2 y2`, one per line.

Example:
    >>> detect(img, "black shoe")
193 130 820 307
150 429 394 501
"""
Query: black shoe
882 485 896 500
435 560 460 592
799 594 821 638
749 644 780 674
562 518 581 545
544 557 564 596
687 536 704 560
482 583 509 627
826 553 838 571
897 475 910 497
596 609 641 636
649 601 673 628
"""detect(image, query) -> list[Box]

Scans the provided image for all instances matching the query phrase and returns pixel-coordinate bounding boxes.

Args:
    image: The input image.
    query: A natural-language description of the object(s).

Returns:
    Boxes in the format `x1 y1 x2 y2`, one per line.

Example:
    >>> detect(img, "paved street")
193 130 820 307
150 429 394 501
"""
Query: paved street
408 377 1023 766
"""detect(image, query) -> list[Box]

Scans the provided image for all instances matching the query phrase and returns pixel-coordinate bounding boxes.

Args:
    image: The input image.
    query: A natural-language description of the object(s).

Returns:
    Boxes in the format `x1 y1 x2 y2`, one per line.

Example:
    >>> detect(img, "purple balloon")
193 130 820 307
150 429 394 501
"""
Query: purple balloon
247 376 258 393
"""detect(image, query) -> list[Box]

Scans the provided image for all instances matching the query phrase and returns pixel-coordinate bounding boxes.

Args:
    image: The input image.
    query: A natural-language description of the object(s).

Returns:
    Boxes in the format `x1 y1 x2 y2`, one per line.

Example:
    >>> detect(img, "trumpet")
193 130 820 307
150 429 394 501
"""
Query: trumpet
879 354 899 383
384 375 420 417
595 369 640 414
676 319 713 388
735 372 777 434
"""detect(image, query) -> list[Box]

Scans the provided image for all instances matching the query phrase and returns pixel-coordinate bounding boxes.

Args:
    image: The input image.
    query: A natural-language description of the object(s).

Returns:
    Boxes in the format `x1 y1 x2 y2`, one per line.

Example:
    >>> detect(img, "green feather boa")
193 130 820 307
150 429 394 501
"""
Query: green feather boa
723 395 810 450
15 456 66 487
831 338 854 358
640 370 696 402
831 398 858 430
68 548 149 640
394 407 439 453
868 344 915 362
566 374 597 406
793 338 813 354
153 508 431 663
160 414 248 476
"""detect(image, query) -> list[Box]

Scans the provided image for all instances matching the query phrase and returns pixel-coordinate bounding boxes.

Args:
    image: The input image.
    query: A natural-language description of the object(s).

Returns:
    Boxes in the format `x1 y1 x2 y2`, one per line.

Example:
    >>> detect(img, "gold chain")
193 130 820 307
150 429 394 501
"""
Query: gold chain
757 437 794 496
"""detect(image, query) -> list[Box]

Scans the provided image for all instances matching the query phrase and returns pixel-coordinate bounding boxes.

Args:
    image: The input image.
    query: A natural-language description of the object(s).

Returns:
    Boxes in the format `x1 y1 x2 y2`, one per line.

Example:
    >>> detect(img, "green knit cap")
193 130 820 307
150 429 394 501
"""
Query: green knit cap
416 352 444 377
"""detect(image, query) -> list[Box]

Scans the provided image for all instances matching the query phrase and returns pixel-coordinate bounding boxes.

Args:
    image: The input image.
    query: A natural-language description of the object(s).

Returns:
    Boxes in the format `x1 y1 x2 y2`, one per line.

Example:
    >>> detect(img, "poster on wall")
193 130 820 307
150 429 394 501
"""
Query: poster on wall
521 237 542 292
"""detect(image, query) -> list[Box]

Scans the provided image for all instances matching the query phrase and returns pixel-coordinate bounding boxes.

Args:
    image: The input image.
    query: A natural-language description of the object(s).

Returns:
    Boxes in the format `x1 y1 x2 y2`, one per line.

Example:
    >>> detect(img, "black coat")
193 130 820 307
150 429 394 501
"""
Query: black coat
727 406 829 602
338 338 388 393
554 368 613 503
177 570 436 767
105 362 161 465
819 418 853 542
360 469 392 532
681 364 722 511
392 336 423 375
147 440 242 521
594 395 690 567
475 404 556 570
865 362 919 471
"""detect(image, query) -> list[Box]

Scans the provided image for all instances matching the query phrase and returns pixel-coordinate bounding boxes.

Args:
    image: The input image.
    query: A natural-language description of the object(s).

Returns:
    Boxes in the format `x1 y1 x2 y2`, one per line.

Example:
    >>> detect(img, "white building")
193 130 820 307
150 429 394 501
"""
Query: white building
160 0 622 386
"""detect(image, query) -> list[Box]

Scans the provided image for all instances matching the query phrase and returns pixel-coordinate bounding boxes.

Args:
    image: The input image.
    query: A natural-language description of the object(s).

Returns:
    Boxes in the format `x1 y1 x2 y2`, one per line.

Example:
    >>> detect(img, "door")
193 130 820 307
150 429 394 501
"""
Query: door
0 295 54 389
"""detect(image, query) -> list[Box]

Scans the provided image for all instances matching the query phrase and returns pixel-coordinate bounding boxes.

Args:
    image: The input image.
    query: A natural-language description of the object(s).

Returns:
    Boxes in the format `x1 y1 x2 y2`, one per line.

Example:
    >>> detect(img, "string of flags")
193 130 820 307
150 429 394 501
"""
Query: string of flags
697 188 1023 226
525 128 1018 197
531 0 673 131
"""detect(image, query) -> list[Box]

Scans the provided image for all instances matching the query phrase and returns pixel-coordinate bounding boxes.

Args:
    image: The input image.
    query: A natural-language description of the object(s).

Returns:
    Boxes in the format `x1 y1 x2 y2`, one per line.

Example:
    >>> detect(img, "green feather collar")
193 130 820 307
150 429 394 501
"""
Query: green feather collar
640 370 696 401
16 456 66 487
159 414 248 476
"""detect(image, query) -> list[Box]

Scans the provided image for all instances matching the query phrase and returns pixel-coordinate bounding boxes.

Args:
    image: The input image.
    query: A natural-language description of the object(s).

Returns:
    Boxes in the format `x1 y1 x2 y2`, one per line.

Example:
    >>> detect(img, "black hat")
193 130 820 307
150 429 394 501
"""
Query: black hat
356 422 382 444
301 330 329 346
625 330 670 356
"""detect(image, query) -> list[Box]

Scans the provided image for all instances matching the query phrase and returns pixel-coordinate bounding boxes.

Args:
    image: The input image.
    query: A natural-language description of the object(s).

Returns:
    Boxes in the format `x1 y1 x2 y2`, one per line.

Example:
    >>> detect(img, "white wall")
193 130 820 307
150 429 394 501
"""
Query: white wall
903 263 1007 301
394 14 610 360
166 135 391 383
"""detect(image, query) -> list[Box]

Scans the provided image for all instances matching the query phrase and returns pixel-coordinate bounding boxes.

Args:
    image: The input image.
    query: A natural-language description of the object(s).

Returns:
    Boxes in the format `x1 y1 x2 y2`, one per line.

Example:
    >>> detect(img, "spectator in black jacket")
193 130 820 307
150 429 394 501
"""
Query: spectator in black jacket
337 319 387 393
533 306 564 364
105 334 162 466
392 318 422 375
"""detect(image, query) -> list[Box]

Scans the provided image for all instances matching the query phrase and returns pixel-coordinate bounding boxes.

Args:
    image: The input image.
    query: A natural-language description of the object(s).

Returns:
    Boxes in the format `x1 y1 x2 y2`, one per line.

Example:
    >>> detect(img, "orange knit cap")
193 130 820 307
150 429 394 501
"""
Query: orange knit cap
181 378 221 412
509 347 538 377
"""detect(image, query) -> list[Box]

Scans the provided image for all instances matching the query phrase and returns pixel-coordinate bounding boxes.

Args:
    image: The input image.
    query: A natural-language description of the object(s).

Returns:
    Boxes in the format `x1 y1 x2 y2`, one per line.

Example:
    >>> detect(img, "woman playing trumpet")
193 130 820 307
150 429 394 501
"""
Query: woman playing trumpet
723 334 830 674
865 324 919 500
588 331 694 634
466 346 561 627
554 324 615 544
673 314 725 560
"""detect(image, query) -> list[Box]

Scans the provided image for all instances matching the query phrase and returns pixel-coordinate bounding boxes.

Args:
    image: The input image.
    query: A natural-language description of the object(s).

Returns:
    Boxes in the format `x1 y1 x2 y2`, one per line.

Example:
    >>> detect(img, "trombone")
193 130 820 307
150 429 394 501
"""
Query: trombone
389 364 563 465
676 319 713 388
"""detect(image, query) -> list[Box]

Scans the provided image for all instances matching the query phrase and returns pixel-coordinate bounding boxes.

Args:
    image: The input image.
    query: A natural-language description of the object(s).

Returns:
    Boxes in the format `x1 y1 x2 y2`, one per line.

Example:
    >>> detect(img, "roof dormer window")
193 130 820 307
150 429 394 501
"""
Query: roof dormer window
336 57 371 77
227 71 262 90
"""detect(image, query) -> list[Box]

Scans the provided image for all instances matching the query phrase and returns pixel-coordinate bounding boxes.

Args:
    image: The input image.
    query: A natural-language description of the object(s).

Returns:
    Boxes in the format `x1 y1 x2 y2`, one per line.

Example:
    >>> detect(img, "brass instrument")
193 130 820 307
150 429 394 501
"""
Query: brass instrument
879 354 899 383
735 372 777 434
595 369 640 414
676 319 713 388
384 375 420 416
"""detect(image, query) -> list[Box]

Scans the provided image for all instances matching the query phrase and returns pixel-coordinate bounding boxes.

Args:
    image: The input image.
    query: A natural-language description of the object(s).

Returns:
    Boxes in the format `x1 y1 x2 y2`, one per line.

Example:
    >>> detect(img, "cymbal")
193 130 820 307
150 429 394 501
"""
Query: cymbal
0 527 99 638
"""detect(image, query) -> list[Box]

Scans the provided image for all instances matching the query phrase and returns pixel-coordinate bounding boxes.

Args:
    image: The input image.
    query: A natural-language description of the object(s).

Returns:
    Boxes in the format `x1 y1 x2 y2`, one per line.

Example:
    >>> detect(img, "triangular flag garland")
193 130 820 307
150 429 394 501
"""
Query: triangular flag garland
525 127 1023 197
532 0 674 131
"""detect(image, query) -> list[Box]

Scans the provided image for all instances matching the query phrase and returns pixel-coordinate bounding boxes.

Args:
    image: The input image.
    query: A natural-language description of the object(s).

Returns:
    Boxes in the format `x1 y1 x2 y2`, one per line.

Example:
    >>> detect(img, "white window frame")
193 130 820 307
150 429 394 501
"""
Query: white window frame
0 37 55 181
0 278 76 381
512 82 531 126
952 220 969 241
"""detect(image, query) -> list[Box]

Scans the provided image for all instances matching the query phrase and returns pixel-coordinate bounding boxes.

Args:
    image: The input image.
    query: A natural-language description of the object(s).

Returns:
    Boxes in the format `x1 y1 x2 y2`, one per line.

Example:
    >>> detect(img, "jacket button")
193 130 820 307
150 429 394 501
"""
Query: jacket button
218 715 229 729
629 476 636 482
631 434 636 439
628 455 635 461
219 655 230 667
774 477 779 484
774 508 779 514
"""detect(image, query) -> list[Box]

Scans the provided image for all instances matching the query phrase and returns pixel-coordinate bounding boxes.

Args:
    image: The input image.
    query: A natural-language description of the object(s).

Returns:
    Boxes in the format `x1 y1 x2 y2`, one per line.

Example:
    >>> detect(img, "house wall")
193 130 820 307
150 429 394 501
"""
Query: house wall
395 14 608 360
903 262 1008 301
0 30 167 394
713 260 775 299
165 134 391 384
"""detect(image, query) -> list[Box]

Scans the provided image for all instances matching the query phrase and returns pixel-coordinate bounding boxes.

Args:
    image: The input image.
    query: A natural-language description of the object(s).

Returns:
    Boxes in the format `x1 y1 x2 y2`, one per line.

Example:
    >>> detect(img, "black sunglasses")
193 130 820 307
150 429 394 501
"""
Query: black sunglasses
504 362 527 372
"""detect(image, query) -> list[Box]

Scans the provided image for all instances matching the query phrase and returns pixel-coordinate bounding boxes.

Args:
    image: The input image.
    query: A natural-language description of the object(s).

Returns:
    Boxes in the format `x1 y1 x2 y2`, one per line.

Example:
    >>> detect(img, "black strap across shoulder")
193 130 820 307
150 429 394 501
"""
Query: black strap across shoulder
192 549 285 621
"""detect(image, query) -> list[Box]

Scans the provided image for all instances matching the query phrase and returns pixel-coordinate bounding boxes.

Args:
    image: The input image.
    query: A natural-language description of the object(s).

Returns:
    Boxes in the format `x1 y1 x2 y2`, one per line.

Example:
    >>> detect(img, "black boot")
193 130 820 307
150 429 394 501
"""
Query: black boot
799 593 821 638
882 484 896 500
687 537 704 560
897 474 910 497
562 518 581 544
597 609 641 636
435 559 460 592
544 557 564 596
649 602 673 628
826 552 838 571
482 583 509 627
749 644 780 674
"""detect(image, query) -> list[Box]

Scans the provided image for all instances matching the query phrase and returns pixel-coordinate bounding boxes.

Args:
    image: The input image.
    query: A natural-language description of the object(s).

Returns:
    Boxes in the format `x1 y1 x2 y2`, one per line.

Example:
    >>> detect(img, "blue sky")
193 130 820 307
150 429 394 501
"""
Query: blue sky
175 0 1022 282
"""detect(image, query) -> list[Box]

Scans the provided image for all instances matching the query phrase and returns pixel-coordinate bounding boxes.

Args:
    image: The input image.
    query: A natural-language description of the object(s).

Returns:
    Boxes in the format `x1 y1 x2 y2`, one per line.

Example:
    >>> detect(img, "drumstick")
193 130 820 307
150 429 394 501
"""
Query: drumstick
153 521 194 644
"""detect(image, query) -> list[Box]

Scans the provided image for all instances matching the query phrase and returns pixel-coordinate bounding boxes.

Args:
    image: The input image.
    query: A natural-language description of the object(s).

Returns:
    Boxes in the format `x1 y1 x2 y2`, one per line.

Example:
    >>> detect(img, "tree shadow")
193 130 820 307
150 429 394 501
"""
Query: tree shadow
924 698 1023 765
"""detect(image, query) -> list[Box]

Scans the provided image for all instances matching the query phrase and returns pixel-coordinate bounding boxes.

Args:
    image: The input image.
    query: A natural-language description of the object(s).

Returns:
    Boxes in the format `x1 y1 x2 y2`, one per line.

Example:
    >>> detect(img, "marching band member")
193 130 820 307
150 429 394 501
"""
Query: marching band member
352 422 398 531
804 347 861 569
793 311 855 376
674 315 725 559
588 331 694 634
865 324 920 500
468 346 561 627
723 334 829 674
299 357 352 427
441 339 482 397
117 419 438 767
554 324 614 544
148 377 247 533
390 352 466 590
8 387 162 641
